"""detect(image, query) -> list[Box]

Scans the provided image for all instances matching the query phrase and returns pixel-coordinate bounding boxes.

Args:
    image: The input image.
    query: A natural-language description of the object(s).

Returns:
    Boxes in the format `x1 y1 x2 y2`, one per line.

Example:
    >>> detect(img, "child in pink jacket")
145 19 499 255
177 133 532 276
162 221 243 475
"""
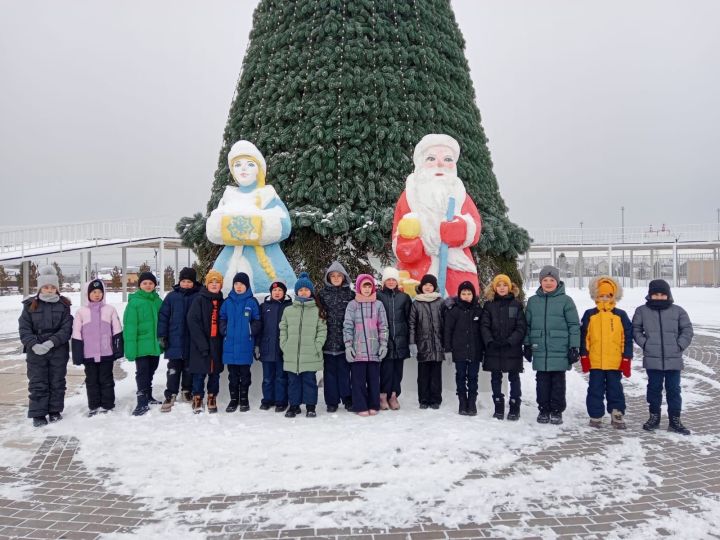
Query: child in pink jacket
71 280 123 415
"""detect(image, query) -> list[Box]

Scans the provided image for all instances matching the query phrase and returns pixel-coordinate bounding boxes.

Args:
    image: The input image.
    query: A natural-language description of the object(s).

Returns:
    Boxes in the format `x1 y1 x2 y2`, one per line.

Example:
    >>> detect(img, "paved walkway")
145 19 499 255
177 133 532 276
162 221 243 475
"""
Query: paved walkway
0 331 719 539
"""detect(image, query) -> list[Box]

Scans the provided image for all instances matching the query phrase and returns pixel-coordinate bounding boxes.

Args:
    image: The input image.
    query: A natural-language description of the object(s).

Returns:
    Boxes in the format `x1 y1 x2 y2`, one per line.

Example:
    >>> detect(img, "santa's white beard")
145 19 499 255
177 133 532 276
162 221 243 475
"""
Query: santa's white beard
412 168 464 216
403 167 476 279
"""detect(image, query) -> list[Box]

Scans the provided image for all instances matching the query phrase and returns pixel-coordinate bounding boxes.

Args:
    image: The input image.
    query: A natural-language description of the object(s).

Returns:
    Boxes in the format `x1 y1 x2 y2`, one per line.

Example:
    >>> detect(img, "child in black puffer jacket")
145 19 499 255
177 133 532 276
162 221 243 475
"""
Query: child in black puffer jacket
443 281 483 416
481 274 527 421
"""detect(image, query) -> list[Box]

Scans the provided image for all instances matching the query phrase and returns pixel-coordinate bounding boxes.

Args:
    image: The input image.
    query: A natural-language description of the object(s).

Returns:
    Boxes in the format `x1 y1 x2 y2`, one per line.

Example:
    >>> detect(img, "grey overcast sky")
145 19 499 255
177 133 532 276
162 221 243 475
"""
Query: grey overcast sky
1 0 719 233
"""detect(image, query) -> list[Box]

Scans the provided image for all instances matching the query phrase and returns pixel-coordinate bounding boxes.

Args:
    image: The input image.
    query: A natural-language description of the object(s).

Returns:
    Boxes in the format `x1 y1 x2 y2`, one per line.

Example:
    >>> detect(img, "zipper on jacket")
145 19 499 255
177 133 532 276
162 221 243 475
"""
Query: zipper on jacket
297 303 305 374
658 310 665 370
544 296 548 371
359 302 372 361
391 293 396 355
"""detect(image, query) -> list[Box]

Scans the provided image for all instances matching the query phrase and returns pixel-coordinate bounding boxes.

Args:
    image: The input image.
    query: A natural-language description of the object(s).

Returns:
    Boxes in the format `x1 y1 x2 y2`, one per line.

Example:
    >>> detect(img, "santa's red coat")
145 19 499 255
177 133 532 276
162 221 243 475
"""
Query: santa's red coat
392 191 482 296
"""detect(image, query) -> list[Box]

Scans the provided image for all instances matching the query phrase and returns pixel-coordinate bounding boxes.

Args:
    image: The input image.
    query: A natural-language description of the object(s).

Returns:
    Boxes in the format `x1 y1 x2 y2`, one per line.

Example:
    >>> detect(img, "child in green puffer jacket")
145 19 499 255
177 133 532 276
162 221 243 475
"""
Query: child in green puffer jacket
123 271 163 416
524 265 580 426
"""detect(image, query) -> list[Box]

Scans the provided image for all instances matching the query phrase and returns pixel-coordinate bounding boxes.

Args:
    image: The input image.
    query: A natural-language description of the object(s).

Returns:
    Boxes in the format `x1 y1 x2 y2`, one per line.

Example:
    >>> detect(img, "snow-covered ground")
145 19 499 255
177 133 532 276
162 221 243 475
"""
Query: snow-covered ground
0 286 718 535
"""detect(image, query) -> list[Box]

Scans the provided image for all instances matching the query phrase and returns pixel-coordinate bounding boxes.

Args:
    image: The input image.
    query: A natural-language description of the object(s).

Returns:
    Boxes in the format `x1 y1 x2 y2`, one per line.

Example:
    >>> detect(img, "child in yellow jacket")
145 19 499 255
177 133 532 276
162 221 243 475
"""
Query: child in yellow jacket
579 276 633 429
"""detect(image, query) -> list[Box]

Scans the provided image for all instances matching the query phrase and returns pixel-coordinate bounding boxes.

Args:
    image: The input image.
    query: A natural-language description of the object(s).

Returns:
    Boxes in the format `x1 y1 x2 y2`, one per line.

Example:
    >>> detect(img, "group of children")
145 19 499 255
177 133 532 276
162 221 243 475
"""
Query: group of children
18 262 694 434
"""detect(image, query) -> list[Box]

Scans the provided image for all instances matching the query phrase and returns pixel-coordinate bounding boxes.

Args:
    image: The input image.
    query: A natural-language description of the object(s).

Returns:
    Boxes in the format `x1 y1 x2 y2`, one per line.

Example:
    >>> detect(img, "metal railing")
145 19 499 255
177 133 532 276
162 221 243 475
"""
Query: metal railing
529 223 720 246
0 217 179 257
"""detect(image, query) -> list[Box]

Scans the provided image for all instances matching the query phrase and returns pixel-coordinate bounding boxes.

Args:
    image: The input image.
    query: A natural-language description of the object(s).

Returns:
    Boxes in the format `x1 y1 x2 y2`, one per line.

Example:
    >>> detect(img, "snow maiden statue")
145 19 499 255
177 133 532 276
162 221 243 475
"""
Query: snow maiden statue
206 140 296 295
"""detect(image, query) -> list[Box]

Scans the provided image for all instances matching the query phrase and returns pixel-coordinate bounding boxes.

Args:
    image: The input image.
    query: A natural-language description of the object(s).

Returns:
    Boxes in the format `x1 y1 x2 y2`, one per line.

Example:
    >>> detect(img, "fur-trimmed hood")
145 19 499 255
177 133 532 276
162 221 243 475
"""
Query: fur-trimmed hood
484 283 520 301
589 275 623 301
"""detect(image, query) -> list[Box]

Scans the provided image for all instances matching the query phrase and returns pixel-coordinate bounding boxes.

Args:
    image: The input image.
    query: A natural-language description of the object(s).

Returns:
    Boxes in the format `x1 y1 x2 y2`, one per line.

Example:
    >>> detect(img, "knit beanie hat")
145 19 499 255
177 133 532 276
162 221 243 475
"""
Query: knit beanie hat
294 272 315 295
138 271 157 286
179 267 197 282
417 274 438 293
538 265 560 283
204 270 223 286
355 274 376 291
88 279 104 297
36 265 60 291
381 267 400 285
270 280 288 294
232 272 251 290
648 279 671 298
492 274 512 291
457 280 476 300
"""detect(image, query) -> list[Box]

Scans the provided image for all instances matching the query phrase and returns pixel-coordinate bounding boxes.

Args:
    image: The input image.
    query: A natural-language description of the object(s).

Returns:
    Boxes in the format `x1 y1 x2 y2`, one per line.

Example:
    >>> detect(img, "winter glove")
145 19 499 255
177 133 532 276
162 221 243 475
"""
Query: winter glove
444 352 453 362
345 346 356 362
32 342 51 355
378 345 388 360
523 345 533 362
409 344 418 358
567 347 580 364
254 346 261 361
580 355 591 373
158 337 167 350
439 217 468 247
621 357 631 378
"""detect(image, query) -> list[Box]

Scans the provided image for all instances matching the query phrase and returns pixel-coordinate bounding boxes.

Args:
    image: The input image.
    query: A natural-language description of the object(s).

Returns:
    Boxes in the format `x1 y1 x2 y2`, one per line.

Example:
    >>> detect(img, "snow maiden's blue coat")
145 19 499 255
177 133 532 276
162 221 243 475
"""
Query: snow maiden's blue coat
219 288 262 365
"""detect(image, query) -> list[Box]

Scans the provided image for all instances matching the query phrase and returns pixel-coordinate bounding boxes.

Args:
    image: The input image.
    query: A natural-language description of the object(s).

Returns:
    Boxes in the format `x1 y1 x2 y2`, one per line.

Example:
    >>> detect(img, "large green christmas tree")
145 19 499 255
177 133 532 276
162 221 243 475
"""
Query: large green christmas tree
178 0 529 283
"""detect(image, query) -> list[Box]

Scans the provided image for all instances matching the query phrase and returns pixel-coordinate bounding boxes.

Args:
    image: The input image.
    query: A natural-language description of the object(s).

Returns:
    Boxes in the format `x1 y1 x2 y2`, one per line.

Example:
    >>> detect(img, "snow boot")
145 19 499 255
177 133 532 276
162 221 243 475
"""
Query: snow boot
48 412 62 423
537 411 550 424
306 405 317 418
160 394 176 413
466 395 478 417
507 398 521 421
88 408 100 418
610 409 626 430
239 399 250 413
33 416 48 428
668 415 691 435
419 403 429 410
207 394 218 414
275 404 288 413
326 405 338 413
643 413 661 432
181 390 192 402
225 398 239 413
132 392 150 417
458 393 468 416
343 400 353 411
589 417 603 429
388 392 400 410
430 403 440 410
369 409 378 416
285 405 300 418
550 411 563 425
259 402 272 411
148 395 162 406
192 395 203 414
379 393 390 410
492 397 505 420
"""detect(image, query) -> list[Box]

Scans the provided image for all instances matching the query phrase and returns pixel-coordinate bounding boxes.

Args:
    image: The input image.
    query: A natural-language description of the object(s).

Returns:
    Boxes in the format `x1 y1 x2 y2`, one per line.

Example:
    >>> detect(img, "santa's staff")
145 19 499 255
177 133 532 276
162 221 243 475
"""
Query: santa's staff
437 196 455 297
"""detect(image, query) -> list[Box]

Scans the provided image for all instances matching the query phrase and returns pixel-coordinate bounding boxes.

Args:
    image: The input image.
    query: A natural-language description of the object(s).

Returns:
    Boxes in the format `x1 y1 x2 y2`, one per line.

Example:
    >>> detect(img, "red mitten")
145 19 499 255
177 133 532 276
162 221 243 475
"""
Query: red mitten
395 236 426 263
580 355 591 373
439 217 467 247
621 357 631 378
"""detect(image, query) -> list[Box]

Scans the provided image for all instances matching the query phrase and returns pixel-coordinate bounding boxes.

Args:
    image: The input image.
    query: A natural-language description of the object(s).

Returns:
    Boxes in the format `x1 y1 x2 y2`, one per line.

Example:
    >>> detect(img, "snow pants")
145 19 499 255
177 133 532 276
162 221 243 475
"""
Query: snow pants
26 351 68 418
287 371 318 407
84 361 115 410
536 370 566 413
351 361 380 412
164 358 191 399
261 360 287 406
417 361 442 406
586 369 625 417
135 355 160 398
380 356 404 396
323 352 351 407
647 369 682 416
227 364 251 400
